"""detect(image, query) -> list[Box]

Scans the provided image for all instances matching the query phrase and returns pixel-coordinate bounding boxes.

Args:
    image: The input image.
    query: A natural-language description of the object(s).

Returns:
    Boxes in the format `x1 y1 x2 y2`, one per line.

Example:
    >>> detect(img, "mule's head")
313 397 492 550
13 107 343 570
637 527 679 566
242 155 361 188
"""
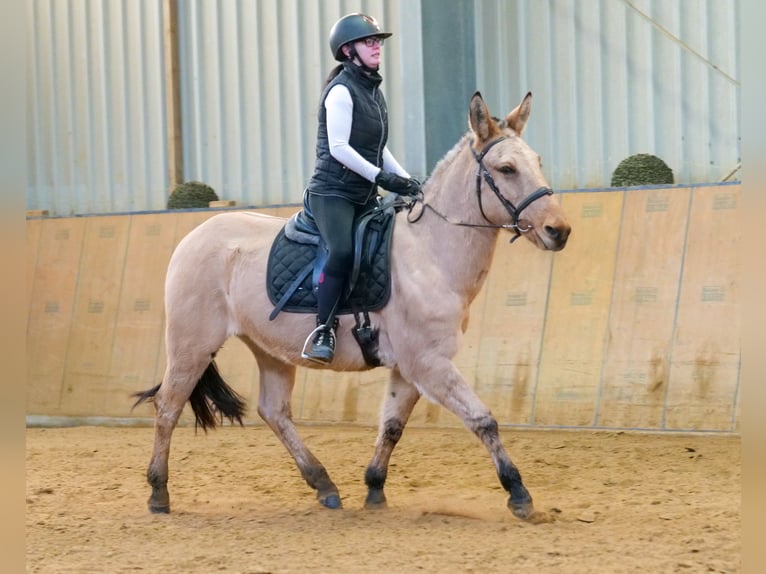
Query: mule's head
468 91 570 251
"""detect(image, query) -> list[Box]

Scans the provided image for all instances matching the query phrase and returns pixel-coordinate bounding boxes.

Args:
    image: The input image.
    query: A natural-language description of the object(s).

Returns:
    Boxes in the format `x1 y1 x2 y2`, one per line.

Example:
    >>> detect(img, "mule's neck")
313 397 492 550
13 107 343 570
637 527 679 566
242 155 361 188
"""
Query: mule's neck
412 169 503 304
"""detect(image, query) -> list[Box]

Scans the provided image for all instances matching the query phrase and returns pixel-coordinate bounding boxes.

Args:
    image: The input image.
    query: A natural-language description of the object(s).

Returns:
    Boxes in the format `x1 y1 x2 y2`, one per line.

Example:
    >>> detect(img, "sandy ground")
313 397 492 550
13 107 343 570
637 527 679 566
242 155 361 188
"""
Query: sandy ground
26 423 740 573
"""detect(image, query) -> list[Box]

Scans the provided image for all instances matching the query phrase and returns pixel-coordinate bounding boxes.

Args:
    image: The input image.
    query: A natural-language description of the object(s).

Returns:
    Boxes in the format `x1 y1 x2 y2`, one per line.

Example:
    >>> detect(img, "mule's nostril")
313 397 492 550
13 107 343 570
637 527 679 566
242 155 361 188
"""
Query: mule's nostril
544 225 559 239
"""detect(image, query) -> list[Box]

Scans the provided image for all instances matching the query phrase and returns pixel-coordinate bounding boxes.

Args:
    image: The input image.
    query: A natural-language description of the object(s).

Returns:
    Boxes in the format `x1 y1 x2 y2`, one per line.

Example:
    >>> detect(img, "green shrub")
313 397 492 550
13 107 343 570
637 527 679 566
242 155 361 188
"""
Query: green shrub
611 154 674 187
166 181 219 209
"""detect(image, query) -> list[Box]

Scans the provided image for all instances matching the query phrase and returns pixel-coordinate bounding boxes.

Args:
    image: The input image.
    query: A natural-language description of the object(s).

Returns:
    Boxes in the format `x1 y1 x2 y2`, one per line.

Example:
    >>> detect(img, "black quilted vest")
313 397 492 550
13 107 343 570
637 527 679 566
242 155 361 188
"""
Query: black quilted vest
307 62 388 205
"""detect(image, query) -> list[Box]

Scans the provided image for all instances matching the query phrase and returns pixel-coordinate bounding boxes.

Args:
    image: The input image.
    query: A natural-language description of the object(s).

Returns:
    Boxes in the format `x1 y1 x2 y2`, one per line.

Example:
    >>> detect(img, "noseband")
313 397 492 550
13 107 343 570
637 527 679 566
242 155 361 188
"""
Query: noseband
470 137 553 242
410 137 554 243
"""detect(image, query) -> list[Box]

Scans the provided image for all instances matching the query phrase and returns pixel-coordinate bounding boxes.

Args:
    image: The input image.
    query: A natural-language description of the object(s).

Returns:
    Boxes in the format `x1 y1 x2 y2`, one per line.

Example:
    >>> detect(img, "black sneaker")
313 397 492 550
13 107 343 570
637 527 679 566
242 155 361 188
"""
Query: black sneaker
302 320 337 364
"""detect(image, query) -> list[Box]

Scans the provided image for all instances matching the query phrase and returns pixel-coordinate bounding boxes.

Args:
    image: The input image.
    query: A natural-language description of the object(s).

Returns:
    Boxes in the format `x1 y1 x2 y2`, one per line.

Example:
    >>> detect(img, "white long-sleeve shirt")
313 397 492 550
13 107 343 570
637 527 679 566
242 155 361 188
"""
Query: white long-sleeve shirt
325 84 410 182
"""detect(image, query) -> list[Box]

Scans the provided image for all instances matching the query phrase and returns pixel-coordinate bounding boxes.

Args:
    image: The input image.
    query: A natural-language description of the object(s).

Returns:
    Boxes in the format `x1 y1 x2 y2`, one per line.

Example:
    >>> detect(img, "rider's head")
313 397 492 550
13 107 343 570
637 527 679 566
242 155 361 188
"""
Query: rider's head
328 13 391 71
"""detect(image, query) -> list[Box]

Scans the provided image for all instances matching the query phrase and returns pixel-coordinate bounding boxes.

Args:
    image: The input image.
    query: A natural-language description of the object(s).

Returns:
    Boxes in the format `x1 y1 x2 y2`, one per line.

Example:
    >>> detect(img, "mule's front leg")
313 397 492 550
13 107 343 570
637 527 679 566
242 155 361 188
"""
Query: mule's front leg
470 414 533 519
364 367 421 507
405 357 536 520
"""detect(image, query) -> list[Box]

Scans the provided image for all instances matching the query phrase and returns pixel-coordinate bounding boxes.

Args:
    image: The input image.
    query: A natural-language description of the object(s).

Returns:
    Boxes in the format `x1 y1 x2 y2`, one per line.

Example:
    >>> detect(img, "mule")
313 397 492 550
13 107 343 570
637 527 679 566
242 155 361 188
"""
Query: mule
133 91 571 521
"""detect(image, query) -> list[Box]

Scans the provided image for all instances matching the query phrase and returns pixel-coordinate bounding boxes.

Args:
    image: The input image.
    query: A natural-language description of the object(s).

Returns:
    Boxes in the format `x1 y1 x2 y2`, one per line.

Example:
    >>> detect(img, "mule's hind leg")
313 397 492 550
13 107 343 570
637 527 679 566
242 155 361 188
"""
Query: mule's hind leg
364 367 420 507
253 350 342 509
144 355 211 513
403 357 536 520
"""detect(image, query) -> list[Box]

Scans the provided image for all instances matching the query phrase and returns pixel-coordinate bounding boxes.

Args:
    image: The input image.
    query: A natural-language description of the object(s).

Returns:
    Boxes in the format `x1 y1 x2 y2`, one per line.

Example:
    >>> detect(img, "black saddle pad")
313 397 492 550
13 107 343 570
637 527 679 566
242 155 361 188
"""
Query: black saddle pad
266 210 395 317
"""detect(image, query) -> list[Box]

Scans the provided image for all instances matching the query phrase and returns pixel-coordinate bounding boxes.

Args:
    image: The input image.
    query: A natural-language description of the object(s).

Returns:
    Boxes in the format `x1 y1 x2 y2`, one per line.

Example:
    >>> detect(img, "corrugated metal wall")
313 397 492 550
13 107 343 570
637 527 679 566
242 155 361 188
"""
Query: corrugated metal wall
27 0 168 214
176 0 425 206
475 0 740 189
27 0 739 215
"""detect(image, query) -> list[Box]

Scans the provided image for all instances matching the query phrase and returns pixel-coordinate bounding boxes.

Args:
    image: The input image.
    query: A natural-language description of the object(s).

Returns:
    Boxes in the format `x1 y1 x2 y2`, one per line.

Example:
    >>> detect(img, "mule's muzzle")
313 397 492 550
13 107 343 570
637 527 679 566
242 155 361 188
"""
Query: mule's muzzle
534 219 570 251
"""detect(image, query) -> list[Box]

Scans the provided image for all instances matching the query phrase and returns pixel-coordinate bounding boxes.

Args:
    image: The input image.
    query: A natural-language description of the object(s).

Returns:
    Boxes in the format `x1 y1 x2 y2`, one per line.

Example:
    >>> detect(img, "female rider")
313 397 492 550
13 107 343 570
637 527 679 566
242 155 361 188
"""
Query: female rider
302 13 420 364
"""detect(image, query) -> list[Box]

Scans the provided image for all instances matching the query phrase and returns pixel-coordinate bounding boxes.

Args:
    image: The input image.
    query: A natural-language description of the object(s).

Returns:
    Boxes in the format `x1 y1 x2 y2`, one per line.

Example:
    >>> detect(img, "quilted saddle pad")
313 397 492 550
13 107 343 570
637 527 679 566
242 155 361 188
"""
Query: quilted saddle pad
266 210 395 317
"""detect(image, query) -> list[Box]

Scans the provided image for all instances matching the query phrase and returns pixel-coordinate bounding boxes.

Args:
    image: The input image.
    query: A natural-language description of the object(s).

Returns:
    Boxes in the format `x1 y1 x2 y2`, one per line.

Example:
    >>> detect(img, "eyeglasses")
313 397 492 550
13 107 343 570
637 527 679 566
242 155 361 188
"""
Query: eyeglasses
361 37 384 47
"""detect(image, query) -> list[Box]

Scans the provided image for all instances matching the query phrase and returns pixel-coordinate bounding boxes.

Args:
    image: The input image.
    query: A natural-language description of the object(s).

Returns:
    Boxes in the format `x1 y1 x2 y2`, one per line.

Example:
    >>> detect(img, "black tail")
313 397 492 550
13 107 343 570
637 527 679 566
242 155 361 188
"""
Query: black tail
131 383 162 409
188 361 247 431
131 361 247 432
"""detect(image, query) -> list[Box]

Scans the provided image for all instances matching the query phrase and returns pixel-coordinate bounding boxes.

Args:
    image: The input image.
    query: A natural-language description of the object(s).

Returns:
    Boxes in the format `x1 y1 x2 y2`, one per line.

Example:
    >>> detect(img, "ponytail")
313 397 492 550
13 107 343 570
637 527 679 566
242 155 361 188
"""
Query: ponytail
323 64 344 88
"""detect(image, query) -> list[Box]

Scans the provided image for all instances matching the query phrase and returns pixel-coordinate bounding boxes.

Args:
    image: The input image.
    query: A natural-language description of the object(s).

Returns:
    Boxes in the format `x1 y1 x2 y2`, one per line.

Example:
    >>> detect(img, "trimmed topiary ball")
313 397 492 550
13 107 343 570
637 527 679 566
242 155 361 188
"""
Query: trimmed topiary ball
166 181 219 209
611 154 674 187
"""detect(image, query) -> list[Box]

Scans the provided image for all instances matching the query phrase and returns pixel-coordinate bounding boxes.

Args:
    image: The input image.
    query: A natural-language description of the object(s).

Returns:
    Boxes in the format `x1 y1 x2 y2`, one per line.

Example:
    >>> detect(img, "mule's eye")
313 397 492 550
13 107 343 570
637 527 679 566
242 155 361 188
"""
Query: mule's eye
498 164 517 175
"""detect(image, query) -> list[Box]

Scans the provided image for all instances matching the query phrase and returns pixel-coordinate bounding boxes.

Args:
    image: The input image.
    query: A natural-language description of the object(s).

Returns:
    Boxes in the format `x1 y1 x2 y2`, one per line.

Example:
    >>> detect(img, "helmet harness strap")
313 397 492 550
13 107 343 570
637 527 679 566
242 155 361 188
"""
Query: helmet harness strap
345 42 380 73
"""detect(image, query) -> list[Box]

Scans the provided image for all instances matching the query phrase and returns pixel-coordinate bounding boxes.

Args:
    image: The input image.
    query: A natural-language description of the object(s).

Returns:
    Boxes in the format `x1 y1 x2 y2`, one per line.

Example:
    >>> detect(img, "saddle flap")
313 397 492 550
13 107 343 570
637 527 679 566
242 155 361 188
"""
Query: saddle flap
266 205 398 318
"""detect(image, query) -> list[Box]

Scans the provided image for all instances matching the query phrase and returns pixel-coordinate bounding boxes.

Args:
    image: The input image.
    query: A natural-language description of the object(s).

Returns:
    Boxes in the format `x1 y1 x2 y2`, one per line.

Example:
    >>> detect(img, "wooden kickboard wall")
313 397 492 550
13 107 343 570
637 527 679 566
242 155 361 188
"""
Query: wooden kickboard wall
26 184 741 432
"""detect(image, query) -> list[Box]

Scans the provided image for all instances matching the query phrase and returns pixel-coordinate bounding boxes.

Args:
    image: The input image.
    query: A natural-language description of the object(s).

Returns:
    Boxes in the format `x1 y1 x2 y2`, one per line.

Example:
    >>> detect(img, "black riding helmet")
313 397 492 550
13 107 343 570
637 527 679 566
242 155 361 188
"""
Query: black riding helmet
329 13 392 61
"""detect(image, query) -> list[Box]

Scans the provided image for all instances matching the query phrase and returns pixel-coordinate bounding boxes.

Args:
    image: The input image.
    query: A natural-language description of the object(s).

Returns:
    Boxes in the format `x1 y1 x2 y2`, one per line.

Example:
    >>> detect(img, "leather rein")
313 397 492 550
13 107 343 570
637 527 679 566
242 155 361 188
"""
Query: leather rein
409 136 553 243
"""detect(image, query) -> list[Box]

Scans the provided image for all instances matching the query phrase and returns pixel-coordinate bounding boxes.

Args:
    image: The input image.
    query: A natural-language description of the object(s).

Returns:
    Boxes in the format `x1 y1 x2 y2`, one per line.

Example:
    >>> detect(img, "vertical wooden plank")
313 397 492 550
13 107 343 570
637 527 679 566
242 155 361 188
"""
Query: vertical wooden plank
597 187 691 429
352 368 390 425
299 369 363 423
732 384 741 433
296 363 385 426
314 367 390 426
408 396 452 427
665 185 740 431
473 235 554 424
59 216 131 415
26 218 86 414
163 0 183 187
406 389 448 427
107 213 178 415
533 191 623 426
26 218 43 313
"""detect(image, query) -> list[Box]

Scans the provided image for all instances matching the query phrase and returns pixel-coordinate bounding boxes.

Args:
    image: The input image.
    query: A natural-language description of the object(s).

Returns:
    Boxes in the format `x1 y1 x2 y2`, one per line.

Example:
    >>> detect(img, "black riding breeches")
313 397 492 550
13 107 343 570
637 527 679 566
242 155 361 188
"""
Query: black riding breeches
307 194 378 277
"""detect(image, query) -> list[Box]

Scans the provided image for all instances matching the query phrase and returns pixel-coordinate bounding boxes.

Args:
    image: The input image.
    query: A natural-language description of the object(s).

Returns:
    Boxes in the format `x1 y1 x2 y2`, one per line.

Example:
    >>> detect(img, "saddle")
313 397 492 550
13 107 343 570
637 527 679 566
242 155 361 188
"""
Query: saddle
266 193 405 365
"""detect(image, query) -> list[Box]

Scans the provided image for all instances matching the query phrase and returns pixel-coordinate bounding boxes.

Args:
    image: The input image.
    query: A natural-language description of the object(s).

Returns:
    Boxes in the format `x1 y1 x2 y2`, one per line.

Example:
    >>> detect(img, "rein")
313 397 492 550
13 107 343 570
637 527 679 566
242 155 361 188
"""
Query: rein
408 137 553 243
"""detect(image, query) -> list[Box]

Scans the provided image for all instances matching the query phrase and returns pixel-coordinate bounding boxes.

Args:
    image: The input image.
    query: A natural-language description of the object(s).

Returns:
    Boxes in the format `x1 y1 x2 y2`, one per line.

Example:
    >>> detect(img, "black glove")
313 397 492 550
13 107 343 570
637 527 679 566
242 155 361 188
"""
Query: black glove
375 171 421 196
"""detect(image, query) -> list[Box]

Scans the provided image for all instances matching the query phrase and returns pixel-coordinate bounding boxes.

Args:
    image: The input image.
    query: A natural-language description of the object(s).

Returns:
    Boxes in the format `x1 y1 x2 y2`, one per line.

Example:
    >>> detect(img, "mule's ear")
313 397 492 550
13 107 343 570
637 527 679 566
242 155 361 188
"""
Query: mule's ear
469 91 500 144
506 91 532 136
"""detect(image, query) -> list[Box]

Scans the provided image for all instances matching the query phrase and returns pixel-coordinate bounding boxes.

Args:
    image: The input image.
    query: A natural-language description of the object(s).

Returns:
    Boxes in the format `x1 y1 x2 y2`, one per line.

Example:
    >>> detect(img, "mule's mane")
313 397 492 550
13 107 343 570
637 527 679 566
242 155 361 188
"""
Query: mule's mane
425 117 512 186
426 133 472 184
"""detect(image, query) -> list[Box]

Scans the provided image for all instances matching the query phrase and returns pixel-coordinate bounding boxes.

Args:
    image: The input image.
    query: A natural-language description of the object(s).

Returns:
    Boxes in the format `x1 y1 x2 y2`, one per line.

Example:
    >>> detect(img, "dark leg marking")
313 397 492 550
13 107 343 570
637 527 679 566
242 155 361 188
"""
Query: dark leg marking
147 468 170 514
301 465 341 509
364 466 386 492
364 418 405 506
471 415 534 519
383 418 404 443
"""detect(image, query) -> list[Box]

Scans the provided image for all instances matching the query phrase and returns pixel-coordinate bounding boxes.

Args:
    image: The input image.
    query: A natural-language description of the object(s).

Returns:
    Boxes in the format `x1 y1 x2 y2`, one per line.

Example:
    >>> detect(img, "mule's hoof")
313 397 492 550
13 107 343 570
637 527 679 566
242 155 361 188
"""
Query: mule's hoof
510 503 533 520
319 494 342 509
364 489 387 508
149 504 170 514
508 496 534 520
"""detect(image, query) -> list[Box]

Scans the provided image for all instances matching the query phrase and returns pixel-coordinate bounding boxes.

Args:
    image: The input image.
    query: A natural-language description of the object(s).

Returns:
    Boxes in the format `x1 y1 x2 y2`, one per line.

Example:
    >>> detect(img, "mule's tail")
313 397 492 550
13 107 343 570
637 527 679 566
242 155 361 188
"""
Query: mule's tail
131 360 247 432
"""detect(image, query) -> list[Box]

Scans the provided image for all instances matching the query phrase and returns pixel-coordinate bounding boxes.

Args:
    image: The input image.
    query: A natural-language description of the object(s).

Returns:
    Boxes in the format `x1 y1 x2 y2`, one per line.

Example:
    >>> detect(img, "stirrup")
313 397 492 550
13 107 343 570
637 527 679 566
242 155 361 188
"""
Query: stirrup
301 322 336 364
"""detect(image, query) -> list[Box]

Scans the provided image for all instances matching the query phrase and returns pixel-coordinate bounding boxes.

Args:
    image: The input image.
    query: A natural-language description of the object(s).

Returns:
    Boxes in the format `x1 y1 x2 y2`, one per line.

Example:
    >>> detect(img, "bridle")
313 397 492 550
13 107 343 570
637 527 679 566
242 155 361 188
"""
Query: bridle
409 136 554 243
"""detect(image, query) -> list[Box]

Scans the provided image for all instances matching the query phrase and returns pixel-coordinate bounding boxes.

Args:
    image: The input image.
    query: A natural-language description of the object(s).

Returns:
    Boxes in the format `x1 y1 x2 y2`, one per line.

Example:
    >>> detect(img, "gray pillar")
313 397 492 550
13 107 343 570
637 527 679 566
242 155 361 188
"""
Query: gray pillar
421 0 476 172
